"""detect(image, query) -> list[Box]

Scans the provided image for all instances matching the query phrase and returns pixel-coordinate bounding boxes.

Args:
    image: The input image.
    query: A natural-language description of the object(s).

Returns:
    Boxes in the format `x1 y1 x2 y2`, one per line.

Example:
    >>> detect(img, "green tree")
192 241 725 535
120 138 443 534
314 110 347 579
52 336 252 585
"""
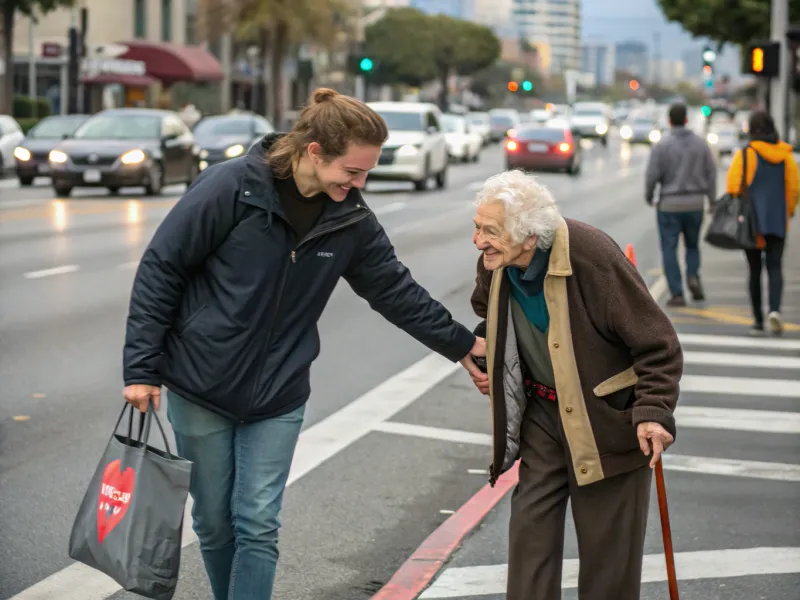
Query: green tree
656 0 800 47
0 0 75 113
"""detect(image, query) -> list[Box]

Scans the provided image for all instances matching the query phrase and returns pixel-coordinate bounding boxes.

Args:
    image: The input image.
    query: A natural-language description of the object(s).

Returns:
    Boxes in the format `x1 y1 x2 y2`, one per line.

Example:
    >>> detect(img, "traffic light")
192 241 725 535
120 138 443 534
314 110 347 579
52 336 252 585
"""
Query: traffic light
701 105 712 117
702 46 717 71
359 57 374 72
521 80 533 92
508 81 519 92
745 41 779 76
629 79 640 91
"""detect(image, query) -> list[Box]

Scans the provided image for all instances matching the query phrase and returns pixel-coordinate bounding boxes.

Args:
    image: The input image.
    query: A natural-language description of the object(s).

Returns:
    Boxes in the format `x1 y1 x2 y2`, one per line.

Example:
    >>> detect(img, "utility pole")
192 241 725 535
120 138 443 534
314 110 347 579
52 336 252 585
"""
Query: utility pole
770 0 789 139
66 7 80 114
653 31 660 90
354 2 366 102
28 17 37 117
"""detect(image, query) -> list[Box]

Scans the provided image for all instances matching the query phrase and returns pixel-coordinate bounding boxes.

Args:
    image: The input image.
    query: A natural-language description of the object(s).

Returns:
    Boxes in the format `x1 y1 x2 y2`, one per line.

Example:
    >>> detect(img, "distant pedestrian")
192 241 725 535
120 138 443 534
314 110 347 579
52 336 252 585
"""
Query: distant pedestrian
122 88 487 600
470 170 682 600
645 102 718 306
725 111 798 335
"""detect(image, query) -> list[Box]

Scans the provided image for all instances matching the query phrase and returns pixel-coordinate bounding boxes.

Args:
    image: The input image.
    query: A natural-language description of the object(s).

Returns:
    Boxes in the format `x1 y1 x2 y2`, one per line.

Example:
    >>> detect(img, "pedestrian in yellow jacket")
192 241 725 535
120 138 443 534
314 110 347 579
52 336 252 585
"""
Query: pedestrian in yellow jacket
725 111 798 335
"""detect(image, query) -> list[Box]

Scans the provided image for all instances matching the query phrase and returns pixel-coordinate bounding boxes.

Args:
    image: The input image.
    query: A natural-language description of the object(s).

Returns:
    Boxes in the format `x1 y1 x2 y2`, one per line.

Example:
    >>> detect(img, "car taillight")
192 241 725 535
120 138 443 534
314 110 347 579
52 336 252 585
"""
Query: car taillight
558 142 571 153
506 140 519 151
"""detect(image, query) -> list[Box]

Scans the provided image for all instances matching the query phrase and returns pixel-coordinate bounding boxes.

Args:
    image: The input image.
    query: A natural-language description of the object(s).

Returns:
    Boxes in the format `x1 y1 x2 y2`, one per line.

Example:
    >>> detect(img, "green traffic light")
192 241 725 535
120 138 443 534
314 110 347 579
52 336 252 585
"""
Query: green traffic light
522 80 533 92
359 57 374 72
701 105 711 117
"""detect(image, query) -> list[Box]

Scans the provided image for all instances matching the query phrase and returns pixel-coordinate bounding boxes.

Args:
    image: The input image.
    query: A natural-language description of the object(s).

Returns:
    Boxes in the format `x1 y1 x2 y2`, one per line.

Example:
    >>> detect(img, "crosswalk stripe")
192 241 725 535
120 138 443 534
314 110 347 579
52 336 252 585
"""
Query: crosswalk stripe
678 333 800 351
676 406 800 434
683 350 800 369
418 547 800 598
681 375 800 398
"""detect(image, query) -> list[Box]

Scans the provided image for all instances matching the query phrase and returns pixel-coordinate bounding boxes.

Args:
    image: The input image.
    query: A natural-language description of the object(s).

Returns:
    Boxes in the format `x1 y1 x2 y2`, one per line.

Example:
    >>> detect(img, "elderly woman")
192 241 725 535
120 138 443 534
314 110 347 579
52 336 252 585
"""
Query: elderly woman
470 170 683 600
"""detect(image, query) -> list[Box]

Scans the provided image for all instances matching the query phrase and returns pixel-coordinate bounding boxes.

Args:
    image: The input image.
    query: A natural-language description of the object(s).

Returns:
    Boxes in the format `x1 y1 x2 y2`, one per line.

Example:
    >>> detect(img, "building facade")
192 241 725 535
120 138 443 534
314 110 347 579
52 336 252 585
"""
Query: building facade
581 41 614 87
510 0 581 74
615 40 649 80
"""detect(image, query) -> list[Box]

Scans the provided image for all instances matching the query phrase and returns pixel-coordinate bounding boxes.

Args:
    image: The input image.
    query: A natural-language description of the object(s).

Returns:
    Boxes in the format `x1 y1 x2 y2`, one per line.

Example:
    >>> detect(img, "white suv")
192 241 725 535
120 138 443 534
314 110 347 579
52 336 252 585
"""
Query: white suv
368 102 449 191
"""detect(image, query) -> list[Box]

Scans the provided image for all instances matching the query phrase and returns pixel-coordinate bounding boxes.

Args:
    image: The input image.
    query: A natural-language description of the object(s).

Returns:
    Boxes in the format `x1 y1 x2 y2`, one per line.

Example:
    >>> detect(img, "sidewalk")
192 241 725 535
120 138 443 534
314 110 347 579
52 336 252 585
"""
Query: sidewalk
373 225 800 600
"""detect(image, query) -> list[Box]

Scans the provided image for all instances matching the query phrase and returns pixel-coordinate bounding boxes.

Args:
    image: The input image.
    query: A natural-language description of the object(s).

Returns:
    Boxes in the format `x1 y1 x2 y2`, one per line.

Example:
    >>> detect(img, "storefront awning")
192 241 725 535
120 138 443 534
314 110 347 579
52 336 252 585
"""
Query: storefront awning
80 72 159 86
115 41 224 84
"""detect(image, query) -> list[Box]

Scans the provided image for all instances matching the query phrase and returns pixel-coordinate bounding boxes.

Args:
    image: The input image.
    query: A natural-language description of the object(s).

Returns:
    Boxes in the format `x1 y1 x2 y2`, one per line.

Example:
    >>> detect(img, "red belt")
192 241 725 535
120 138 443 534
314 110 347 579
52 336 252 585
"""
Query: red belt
524 378 557 402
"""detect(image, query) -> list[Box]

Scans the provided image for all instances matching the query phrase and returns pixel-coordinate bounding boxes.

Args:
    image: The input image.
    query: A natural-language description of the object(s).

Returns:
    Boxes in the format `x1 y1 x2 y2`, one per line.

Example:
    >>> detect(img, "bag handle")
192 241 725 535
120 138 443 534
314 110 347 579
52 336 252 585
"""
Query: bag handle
739 144 750 199
113 401 173 456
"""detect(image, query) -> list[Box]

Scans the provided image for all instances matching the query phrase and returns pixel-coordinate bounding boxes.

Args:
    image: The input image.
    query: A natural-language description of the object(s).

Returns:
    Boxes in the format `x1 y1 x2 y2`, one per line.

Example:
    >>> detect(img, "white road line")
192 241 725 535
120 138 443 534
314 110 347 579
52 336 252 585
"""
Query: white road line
9 354 462 600
419 547 800 598
681 375 800 398
373 201 406 216
116 260 140 270
678 333 800 351
373 422 800 481
648 275 668 302
676 406 800 435
684 350 800 369
23 265 80 279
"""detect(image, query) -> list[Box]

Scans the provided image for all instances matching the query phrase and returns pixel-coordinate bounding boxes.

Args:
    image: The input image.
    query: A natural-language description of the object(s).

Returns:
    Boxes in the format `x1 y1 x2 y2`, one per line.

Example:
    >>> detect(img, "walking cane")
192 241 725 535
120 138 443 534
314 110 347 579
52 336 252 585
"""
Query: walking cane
625 244 680 600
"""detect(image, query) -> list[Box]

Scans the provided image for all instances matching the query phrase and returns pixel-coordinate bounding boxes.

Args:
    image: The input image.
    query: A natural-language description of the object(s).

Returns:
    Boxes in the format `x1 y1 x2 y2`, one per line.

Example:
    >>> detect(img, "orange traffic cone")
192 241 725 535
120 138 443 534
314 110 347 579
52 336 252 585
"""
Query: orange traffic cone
625 243 637 267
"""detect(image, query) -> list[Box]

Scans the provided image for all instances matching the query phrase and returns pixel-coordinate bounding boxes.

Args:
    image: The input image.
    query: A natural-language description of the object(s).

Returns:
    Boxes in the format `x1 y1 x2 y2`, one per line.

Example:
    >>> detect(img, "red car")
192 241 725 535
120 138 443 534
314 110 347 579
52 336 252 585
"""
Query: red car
505 124 582 175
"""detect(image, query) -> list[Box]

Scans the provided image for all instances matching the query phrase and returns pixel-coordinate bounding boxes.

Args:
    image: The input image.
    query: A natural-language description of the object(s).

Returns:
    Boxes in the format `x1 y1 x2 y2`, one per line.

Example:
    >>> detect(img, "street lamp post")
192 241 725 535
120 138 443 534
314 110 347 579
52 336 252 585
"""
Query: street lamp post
770 0 790 139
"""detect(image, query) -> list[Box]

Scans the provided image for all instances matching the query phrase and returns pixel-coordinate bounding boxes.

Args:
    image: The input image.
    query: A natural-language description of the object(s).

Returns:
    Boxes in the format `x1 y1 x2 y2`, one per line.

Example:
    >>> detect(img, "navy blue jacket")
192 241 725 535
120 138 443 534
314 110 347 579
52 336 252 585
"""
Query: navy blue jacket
123 137 475 421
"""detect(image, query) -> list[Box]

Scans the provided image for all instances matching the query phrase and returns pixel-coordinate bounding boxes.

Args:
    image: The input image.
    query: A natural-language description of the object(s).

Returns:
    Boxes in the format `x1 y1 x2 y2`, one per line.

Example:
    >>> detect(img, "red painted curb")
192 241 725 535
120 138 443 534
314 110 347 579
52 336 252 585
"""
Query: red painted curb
371 462 520 600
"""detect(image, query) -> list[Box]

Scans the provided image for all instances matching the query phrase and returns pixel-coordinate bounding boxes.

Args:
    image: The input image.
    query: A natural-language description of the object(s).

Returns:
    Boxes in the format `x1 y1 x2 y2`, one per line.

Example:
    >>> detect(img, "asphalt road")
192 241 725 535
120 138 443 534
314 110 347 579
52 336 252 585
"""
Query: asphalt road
0 137 662 600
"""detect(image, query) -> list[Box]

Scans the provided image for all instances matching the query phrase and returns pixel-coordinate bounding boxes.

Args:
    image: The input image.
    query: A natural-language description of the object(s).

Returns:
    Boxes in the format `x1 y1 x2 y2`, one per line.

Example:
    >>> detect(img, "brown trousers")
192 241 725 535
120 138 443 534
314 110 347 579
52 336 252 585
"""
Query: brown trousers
507 402 652 600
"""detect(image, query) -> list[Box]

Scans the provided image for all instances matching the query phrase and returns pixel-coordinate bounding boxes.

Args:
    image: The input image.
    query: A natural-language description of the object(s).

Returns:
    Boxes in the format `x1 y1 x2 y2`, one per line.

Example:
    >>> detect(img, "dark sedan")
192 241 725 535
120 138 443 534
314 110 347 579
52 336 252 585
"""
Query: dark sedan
505 123 582 175
193 113 274 170
48 108 200 197
13 115 89 185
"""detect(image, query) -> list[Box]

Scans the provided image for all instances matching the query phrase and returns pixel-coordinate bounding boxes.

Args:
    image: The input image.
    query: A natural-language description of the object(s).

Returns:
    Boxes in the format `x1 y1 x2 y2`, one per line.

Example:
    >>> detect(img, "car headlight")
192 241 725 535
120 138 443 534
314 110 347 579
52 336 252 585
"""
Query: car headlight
595 123 608 135
396 144 420 157
620 126 632 139
49 150 68 164
706 133 719 145
649 130 662 143
14 147 31 161
120 149 146 165
225 144 245 158
199 149 209 159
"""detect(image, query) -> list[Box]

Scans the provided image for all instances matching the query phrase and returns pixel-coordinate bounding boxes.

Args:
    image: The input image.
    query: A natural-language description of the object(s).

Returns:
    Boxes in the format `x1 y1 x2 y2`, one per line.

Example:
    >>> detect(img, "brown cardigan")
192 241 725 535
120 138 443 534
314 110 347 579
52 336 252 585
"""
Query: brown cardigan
472 217 683 486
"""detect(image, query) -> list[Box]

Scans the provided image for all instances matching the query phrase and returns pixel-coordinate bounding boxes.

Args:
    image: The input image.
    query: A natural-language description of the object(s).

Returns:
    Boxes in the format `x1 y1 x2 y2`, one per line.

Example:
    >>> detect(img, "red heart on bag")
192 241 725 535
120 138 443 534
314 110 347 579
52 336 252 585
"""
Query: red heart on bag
97 459 135 544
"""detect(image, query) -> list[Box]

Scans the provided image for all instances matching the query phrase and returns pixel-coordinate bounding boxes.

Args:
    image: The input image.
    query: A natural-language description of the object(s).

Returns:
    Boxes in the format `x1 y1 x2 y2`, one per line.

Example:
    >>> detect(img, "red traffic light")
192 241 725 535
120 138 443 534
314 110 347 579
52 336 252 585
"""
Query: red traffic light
629 80 640 91
508 81 519 92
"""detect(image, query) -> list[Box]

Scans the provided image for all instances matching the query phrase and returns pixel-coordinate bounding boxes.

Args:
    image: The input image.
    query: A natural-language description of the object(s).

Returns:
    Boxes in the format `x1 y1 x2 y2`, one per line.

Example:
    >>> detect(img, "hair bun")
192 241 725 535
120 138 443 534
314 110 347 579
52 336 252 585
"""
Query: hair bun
312 88 339 104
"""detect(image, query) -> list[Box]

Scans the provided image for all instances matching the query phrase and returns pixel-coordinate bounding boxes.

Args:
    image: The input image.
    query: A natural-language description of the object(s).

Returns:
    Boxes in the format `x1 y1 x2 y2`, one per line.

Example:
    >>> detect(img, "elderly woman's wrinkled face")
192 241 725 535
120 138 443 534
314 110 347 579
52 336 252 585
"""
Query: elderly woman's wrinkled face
473 202 534 271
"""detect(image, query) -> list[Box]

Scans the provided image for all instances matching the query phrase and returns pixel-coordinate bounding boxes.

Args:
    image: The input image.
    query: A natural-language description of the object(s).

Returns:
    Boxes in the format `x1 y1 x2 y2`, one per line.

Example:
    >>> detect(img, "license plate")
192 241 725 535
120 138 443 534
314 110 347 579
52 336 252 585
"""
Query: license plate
527 143 548 153
83 169 101 183
38 164 50 174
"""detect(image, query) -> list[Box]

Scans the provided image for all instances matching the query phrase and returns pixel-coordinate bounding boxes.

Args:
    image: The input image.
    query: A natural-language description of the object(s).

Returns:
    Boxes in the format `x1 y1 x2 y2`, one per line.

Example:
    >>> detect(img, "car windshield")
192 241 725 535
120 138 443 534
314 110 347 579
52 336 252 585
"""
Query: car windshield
28 116 87 139
573 109 604 117
193 117 252 136
73 115 161 140
441 116 465 133
490 115 514 128
516 128 566 142
379 111 424 131
632 118 654 126
468 114 488 125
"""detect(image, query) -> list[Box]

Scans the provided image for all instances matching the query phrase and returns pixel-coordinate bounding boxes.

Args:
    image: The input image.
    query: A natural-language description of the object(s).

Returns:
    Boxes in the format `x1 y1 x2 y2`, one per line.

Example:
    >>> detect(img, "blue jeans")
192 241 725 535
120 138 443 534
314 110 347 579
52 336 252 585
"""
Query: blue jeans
657 210 704 297
167 390 305 600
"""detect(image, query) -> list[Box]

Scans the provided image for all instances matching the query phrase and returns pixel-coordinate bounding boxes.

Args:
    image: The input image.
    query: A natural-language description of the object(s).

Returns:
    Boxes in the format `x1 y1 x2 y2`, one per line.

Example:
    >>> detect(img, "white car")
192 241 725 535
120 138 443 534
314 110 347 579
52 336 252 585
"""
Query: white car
367 102 449 191
441 114 482 163
0 115 25 174
706 123 739 155
466 112 491 145
530 109 554 124
570 103 612 146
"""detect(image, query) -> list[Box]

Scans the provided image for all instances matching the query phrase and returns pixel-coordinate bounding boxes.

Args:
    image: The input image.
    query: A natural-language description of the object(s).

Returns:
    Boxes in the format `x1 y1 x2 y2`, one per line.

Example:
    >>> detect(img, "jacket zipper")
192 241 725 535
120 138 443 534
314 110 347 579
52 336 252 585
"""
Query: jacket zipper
249 208 370 408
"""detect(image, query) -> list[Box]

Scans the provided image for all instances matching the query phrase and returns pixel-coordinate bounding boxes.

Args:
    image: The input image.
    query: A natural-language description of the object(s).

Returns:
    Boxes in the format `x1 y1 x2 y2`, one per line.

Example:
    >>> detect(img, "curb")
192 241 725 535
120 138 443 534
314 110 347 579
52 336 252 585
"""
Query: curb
371 462 519 600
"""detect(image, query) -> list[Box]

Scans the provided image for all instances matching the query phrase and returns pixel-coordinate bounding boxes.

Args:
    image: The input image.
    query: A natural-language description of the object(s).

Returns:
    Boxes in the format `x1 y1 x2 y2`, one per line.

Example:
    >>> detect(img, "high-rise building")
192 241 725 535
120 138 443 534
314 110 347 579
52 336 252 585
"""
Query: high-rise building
472 0 513 34
509 0 581 74
581 41 615 87
681 46 705 79
408 0 474 19
615 41 649 80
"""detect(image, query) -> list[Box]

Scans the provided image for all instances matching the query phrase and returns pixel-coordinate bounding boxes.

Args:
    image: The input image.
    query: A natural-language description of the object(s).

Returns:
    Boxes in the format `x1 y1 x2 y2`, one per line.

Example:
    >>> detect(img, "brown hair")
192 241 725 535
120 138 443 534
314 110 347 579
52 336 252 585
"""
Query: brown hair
268 88 388 178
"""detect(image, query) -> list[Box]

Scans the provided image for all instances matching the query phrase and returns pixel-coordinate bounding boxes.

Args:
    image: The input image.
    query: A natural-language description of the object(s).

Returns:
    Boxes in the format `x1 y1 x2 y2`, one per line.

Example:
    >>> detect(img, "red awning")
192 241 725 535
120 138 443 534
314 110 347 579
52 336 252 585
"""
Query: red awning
80 72 159 86
116 41 224 84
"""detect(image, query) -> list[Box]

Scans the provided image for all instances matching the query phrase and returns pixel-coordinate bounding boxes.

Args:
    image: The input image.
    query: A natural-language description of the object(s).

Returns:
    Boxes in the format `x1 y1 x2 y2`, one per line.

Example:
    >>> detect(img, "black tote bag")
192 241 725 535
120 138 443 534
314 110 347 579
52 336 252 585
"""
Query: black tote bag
68 403 193 600
705 144 759 250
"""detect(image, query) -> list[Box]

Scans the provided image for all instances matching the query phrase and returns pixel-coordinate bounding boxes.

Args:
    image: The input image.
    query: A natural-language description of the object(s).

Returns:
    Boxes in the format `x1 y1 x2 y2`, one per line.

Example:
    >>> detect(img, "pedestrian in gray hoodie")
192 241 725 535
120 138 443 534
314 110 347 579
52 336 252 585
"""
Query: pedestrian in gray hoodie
645 103 717 306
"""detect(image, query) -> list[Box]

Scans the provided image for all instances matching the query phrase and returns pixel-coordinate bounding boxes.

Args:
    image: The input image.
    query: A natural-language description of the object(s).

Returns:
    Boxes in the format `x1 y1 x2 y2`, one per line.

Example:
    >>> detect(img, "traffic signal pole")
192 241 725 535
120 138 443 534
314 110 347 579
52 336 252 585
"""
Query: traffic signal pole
770 0 790 139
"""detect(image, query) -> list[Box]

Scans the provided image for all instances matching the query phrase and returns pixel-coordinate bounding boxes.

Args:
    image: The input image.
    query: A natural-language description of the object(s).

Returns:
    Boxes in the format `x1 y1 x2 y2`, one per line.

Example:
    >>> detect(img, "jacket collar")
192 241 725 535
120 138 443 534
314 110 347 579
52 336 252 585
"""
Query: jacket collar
241 133 369 226
546 217 572 277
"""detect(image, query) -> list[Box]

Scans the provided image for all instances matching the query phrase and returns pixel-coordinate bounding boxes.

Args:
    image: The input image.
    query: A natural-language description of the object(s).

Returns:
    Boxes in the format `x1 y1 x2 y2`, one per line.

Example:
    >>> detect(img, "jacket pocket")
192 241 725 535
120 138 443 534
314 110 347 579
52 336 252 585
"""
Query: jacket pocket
593 366 638 397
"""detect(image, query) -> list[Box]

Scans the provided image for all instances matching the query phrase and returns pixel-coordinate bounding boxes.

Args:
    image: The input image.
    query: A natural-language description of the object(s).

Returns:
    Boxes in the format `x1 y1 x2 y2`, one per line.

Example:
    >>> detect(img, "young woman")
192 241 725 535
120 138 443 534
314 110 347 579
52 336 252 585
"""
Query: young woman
122 88 486 599
726 111 798 335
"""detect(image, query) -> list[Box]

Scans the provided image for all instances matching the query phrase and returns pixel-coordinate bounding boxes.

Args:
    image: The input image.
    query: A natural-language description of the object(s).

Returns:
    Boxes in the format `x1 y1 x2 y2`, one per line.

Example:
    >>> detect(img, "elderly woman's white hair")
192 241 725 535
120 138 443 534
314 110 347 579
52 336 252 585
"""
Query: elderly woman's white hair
475 169 561 250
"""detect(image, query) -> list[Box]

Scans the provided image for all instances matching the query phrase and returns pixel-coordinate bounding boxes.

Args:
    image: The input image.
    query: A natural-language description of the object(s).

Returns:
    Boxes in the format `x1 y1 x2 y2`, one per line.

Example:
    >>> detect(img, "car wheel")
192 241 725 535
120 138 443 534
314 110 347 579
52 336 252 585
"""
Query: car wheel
19 176 34 186
145 162 164 196
413 157 430 192
435 163 447 189
601 136 608 147
108 186 120 195
471 151 480 163
54 184 72 197
568 158 581 176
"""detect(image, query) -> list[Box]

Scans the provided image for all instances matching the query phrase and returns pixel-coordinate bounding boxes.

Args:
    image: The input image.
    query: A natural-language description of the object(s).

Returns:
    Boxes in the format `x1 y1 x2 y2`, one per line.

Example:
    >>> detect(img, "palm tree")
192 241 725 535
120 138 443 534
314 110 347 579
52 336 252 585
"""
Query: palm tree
198 0 352 127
